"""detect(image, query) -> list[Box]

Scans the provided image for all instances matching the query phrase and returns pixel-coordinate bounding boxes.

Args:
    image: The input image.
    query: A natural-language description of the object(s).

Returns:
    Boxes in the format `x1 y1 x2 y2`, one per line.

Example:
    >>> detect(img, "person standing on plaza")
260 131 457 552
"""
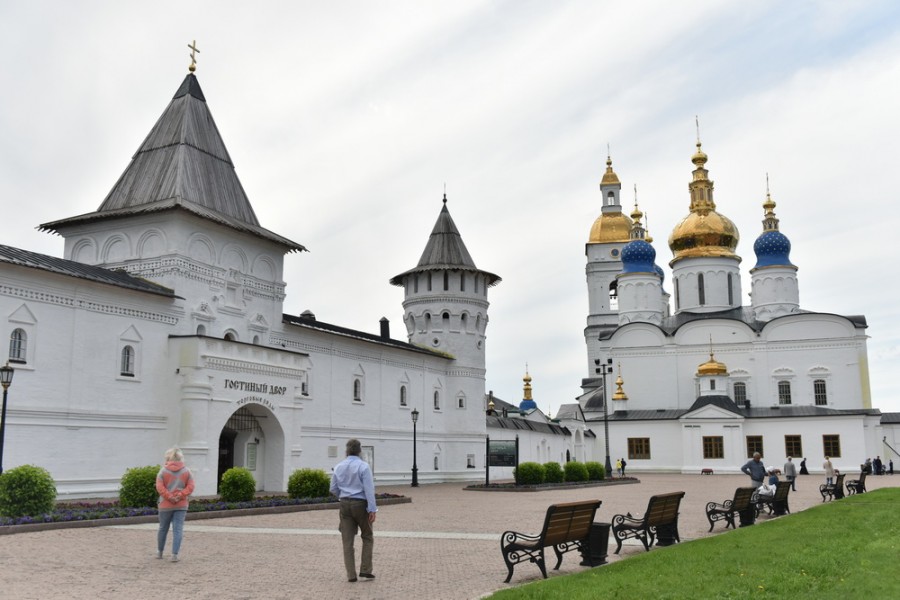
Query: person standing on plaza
615 458 622 478
823 456 834 485
620 457 627 477
330 438 377 583
873 456 883 475
783 456 798 491
799 457 809 475
155 447 195 562
741 452 766 487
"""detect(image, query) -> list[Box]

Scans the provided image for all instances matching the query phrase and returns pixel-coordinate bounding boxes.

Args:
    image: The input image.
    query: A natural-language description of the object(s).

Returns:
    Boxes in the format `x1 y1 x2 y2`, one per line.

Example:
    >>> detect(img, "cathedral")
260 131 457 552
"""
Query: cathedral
576 143 900 474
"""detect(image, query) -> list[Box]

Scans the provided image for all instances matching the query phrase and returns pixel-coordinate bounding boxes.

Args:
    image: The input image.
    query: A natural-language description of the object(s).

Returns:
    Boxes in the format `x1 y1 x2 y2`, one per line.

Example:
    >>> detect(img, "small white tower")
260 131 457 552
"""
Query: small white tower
617 201 664 325
750 185 799 321
390 194 501 369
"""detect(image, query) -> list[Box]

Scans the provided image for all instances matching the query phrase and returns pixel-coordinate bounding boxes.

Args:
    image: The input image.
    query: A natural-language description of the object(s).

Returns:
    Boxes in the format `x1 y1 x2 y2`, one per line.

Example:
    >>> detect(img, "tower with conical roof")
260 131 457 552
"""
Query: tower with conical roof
750 186 799 320
39 68 305 342
585 155 632 362
390 195 500 371
668 140 742 314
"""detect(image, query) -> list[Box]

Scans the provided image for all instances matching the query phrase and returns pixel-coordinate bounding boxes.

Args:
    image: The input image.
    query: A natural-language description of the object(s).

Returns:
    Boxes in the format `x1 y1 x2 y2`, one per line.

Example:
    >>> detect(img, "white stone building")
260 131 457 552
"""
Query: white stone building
578 144 900 475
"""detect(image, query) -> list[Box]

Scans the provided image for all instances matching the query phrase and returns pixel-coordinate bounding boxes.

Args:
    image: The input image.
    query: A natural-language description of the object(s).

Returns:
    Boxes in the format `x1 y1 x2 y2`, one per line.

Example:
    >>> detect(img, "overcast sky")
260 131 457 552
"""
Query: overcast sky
2 1 899 416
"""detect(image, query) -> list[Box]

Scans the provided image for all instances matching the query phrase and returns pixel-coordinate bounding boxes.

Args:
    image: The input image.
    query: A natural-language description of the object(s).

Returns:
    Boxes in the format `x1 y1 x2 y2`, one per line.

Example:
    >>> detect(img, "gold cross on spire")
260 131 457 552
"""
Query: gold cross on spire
188 40 200 72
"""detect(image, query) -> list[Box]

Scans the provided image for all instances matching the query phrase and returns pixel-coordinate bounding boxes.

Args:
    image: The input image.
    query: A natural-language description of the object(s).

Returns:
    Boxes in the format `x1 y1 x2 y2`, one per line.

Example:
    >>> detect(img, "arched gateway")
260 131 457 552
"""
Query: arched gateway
217 403 286 493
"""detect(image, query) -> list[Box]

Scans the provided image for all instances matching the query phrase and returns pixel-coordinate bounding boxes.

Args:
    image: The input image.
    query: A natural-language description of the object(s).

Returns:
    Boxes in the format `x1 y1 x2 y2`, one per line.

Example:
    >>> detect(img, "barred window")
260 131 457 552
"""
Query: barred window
823 435 841 458
8 328 26 363
814 380 827 406
628 438 651 460
746 435 763 458
703 436 724 459
778 380 792 405
785 435 803 458
120 345 135 376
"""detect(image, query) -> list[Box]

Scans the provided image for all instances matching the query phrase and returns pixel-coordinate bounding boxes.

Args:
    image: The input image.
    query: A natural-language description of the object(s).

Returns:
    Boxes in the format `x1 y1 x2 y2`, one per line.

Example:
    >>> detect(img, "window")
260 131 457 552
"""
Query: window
746 436 764 458
606 191 615 206
460 273 465 291
474 276 479 294
698 273 705 305
674 278 680 310
353 379 362 402
814 380 827 406
823 435 841 458
733 382 747 405
196 324 206 336
224 331 237 341
785 435 803 458
727 273 734 305
703 436 724 459
8 328 26 363
433 390 440 410
609 281 618 310
400 385 407 407
710 380 716 390
120 346 135 377
414 275 419 293
467 454 475 468
628 438 651 460
778 380 792 405
427 272 432 291
443 272 449 291
442 312 450 328
457 395 465 409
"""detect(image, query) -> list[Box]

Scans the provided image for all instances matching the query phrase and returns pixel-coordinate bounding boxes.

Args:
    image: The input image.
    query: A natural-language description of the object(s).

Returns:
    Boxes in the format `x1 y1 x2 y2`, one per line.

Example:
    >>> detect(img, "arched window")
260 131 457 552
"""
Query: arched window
424 313 432 331
727 273 734 305
433 390 440 410
460 313 468 332
606 191 615 206
814 379 827 406
674 278 681 310
442 312 450 328
353 379 362 401
400 385 407 407
733 382 747 405
224 331 236 341
778 380 792 405
8 328 26 363
252 335 260 345
120 345 135 376
609 281 618 310
698 273 706 305
196 324 206 336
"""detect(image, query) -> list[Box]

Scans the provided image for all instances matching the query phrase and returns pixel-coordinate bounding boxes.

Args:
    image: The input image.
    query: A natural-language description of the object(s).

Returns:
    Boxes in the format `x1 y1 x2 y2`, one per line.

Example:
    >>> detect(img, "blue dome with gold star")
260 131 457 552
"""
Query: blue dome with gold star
622 239 656 273
753 230 793 268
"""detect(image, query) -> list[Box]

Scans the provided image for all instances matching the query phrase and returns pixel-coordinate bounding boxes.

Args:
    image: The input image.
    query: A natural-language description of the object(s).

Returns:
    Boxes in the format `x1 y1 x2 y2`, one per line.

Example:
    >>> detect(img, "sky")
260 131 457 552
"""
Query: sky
2 1 899 417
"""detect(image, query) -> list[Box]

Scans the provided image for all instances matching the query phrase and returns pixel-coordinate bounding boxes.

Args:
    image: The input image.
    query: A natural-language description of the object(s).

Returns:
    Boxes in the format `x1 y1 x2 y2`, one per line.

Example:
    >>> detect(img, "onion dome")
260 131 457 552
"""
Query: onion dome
621 201 656 273
612 367 629 402
697 351 728 376
588 155 632 243
519 368 537 411
668 141 740 265
753 188 794 268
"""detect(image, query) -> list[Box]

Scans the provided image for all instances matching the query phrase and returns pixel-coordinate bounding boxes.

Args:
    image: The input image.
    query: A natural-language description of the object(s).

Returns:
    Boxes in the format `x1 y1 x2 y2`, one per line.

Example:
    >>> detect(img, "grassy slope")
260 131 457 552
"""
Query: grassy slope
489 488 899 599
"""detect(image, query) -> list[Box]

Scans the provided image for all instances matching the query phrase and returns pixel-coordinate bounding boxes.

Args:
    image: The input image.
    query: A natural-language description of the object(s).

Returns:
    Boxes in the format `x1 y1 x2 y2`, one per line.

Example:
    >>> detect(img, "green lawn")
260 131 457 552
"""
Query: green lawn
489 488 899 599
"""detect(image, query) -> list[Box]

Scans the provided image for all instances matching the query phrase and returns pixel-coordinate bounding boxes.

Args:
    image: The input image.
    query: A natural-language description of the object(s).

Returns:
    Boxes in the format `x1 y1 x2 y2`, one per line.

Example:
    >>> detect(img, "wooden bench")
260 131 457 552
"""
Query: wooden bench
500 499 601 582
753 481 791 516
705 487 757 531
846 471 867 495
611 491 685 554
819 473 845 501
700 468 714 475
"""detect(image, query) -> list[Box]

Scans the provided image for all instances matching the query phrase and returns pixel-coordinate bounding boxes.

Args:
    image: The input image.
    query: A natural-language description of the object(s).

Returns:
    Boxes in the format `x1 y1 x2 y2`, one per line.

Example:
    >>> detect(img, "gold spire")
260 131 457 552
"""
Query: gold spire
612 362 629 401
762 173 780 232
668 130 740 265
601 153 621 185
523 366 533 401
188 40 200 73
629 193 647 241
589 151 632 243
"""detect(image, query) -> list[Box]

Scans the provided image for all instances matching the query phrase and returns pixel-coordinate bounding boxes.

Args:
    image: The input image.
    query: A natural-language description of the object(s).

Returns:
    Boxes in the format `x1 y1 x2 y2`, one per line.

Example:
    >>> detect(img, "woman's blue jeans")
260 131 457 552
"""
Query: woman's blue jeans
158 509 187 555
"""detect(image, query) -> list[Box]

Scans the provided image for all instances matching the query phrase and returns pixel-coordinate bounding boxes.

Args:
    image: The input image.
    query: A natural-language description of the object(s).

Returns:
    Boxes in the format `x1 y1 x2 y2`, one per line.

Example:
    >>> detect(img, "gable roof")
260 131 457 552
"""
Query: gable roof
39 73 305 253
0 244 177 298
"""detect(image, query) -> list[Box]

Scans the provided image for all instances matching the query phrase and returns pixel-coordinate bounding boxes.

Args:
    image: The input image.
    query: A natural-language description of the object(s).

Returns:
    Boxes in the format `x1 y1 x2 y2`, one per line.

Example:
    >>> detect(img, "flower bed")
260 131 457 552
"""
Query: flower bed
0 493 405 527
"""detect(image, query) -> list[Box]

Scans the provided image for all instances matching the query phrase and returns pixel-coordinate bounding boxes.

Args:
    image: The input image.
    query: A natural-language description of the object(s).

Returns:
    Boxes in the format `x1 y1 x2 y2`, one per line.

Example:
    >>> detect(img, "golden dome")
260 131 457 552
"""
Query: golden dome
600 156 620 185
697 351 727 376
589 212 633 243
668 141 740 264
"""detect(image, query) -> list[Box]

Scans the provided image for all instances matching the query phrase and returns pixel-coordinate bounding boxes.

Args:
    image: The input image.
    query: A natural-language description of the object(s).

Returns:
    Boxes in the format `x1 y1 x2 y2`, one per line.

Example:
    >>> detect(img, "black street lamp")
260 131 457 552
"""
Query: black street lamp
594 358 613 476
0 362 15 475
411 408 419 487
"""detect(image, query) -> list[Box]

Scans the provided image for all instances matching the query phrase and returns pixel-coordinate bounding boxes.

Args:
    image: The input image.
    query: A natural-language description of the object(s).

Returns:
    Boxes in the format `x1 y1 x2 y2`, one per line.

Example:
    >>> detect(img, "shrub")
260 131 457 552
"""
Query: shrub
118 465 161 508
0 464 57 518
287 468 331 499
219 467 256 502
514 462 545 485
585 461 606 481
543 462 564 484
564 461 590 482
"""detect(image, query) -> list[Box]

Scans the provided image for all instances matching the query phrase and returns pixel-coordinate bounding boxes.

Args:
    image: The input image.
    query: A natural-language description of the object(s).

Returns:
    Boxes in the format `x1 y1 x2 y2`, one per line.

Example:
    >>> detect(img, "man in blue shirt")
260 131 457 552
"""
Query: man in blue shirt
741 452 767 487
330 438 377 582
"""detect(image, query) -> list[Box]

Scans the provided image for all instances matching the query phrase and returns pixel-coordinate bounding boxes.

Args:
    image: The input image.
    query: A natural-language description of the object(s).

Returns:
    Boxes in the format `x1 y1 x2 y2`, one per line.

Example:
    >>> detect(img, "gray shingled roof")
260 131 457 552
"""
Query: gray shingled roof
0 244 177 298
390 196 500 286
486 415 570 436
686 395 743 415
881 412 900 424
39 74 305 253
555 403 584 421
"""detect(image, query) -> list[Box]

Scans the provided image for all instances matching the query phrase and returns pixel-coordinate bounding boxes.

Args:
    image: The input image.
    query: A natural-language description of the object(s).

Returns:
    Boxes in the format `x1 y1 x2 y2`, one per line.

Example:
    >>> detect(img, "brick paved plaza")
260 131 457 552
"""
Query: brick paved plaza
0 473 895 599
